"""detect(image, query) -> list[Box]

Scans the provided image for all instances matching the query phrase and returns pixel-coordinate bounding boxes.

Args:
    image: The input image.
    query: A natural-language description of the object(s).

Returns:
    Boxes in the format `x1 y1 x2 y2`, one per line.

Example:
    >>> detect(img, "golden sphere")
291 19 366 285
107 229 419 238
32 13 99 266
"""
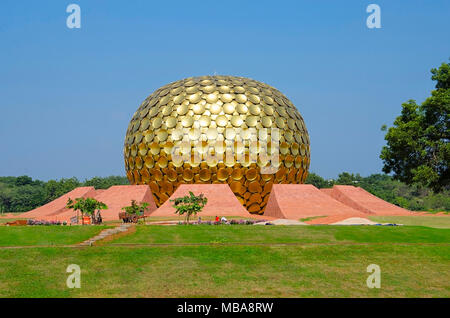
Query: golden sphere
124 75 310 214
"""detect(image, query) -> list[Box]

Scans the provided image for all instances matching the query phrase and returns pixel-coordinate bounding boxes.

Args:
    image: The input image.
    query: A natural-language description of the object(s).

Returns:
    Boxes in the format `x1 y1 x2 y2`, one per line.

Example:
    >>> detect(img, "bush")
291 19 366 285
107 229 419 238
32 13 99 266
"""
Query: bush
26 219 63 226
171 191 207 224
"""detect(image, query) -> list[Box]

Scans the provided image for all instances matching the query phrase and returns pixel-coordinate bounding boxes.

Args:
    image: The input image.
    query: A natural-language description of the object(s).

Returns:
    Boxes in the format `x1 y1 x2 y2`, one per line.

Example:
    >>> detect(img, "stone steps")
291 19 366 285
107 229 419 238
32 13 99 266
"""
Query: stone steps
79 224 133 246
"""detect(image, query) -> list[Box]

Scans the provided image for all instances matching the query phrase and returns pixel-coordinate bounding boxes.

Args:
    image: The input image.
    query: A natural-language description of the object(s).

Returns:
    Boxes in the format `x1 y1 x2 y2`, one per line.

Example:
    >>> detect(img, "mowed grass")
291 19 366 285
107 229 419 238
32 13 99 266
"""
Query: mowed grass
0 244 448 297
369 215 450 229
0 226 110 246
0 225 448 297
112 224 450 244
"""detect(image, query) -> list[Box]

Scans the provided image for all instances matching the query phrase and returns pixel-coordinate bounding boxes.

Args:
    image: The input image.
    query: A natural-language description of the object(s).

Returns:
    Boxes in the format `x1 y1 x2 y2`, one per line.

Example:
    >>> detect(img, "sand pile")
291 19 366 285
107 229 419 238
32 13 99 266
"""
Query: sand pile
331 217 377 225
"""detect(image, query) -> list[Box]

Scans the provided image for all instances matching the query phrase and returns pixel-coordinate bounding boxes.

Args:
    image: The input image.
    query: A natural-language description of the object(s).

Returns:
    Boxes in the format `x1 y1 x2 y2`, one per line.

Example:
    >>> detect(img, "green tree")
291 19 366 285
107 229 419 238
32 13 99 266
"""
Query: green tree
84 176 129 189
9 185 46 212
45 177 81 202
335 172 362 185
305 172 333 188
66 197 108 224
381 61 450 192
121 200 149 215
171 191 207 224
15 175 33 186
0 177 46 212
0 184 13 214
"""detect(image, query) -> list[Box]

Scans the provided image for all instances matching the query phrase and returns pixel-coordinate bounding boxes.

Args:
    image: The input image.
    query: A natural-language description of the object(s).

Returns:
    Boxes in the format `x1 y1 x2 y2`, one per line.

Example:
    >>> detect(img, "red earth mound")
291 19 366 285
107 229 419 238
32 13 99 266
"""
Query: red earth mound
92 185 156 221
320 185 412 216
150 184 252 218
19 186 97 220
263 184 365 220
16 182 424 225
19 185 156 222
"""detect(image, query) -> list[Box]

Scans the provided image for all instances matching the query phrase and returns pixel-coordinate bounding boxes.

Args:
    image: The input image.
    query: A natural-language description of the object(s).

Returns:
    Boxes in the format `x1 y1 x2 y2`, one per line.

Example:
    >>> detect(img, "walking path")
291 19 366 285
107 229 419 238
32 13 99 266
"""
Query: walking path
78 224 134 246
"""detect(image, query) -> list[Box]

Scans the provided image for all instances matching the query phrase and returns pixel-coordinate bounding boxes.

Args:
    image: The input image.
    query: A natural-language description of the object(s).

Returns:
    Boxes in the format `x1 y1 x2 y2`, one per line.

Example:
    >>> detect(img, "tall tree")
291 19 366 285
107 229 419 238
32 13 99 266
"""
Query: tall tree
66 197 108 224
44 177 81 202
380 61 450 192
305 172 333 188
335 172 363 185
84 176 129 189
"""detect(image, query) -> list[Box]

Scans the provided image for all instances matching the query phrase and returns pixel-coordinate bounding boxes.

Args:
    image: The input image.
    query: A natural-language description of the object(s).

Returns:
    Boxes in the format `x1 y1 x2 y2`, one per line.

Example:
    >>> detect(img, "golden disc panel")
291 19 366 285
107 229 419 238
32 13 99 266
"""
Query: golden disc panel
217 168 229 181
124 75 310 214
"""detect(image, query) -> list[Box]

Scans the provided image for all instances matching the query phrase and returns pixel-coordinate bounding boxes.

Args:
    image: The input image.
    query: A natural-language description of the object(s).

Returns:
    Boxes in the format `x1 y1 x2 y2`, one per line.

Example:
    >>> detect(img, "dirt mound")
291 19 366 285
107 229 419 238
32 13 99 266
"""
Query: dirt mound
321 185 412 216
19 185 157 222
263 184 365 220
88 185 156 221
150 184 252 218
19 187 97 220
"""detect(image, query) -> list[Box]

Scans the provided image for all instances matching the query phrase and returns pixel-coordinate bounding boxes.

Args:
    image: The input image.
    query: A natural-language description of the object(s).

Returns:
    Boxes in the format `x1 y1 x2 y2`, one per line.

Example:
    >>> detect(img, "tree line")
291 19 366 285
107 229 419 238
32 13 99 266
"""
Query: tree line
0 173 448 213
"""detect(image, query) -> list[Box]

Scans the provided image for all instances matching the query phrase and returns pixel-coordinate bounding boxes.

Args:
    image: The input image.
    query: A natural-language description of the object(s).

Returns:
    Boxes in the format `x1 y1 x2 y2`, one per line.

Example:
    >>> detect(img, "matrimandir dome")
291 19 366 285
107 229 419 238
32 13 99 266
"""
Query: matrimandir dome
124 75 310 214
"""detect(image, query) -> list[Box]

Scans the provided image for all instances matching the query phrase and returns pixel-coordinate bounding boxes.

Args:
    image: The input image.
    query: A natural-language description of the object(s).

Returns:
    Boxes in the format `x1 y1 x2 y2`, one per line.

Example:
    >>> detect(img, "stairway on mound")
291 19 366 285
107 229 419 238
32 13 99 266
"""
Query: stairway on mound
320 185 412 216
263 184 365 220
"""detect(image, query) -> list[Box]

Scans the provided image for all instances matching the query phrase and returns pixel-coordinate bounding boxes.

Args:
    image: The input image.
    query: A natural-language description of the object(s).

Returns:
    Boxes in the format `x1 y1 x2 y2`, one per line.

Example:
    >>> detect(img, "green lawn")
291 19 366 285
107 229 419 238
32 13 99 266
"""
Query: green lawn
112 224 450 244
0 226 109 246
0 224 448 297
0 244 448 297
369 215 450 229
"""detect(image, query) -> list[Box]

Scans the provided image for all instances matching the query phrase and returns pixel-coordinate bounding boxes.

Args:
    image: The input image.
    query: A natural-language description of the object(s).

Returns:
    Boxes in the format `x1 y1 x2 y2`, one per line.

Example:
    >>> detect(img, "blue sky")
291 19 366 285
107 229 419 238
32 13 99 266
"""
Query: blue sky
0 0 449 181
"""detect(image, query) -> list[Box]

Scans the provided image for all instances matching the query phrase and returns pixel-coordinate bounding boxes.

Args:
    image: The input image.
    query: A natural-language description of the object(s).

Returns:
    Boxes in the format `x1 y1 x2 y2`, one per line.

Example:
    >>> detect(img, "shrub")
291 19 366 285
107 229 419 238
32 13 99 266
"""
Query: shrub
26 219 62 226
121 200 149 215
171 191 207 224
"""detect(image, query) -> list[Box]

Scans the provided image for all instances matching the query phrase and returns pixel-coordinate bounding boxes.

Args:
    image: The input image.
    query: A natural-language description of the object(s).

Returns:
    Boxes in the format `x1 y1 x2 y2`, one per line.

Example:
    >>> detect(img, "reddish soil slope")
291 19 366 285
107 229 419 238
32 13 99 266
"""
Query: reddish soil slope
19 185 156 222
320 185 412 216
150 184 252 218
263 184 364 220
92 185 156 221
19 187 97 220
